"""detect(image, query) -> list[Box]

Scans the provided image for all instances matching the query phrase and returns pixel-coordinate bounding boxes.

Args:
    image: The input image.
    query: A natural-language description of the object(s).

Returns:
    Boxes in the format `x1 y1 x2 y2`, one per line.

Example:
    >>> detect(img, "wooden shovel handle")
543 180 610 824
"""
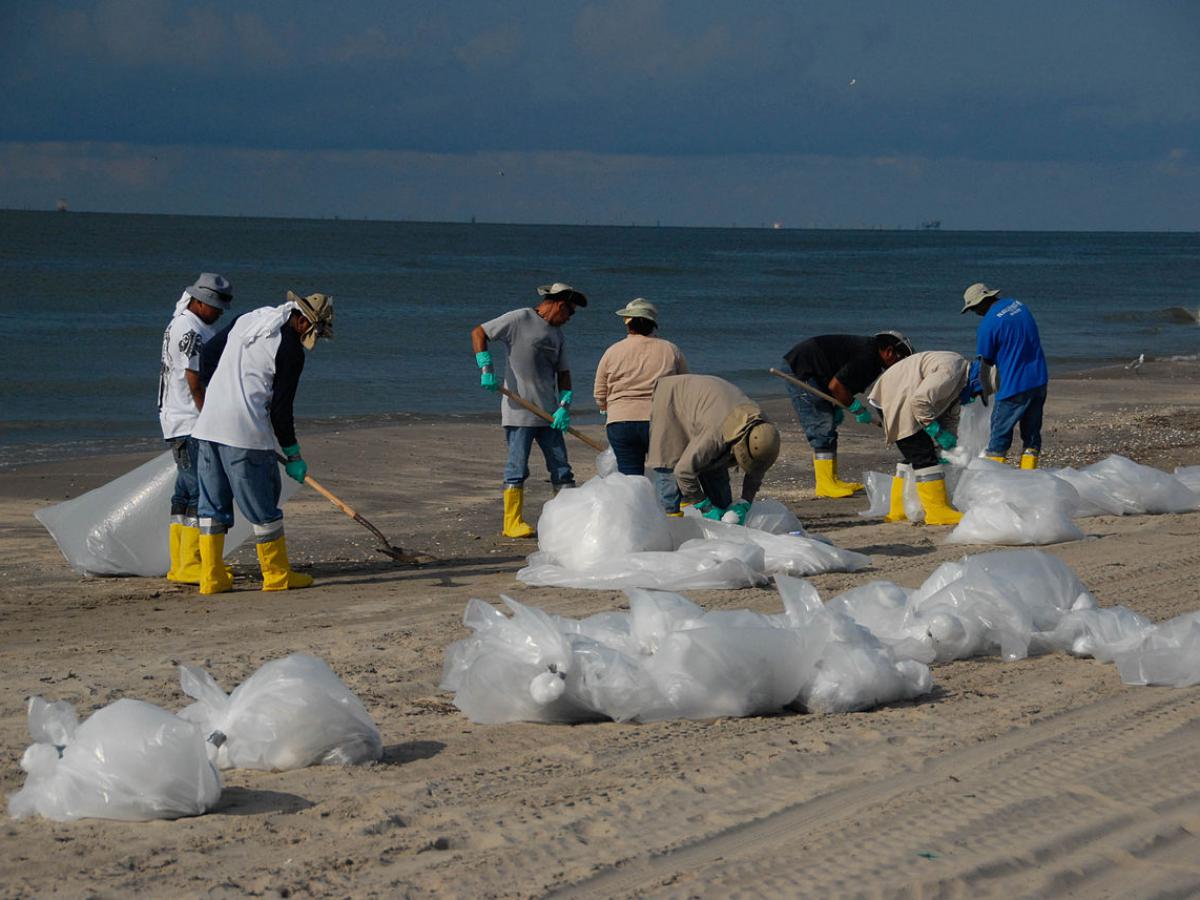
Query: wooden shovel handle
498 387 607 452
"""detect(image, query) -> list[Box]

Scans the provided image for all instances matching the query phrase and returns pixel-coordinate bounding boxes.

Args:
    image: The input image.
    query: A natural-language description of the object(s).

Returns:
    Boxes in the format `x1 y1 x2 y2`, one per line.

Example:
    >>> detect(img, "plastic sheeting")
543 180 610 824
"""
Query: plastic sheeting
34 450 302 576
8 697 221 822
178 654 383 771
517 474 870 590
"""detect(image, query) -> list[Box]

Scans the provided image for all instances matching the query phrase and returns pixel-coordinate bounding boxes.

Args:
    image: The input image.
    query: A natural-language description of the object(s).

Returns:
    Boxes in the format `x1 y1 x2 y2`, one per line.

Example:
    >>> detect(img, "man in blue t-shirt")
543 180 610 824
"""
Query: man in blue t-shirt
961 282 1049 469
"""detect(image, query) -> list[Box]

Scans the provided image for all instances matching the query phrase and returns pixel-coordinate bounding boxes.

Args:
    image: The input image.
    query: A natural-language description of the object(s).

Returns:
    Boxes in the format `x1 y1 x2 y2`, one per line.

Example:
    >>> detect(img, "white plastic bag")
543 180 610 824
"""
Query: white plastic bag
8 697 221 822
179 654 383 771
34 450 300 576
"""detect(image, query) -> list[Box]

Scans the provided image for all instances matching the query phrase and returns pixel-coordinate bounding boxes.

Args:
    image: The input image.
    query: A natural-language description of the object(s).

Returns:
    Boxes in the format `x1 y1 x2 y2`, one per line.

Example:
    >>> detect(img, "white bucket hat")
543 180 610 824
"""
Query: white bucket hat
614 297 658 322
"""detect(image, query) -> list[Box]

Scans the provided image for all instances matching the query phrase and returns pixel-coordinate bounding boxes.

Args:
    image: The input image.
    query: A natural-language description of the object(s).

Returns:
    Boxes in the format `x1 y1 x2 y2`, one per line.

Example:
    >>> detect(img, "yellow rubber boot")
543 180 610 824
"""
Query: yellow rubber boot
985 454 1006 464
171 524 204 584
914 467 963 526
813 456 860 498
165 521 185 580
198 532 234 595
883 475 908 523
832 456 864 495
1020 450 1040 470
257 535 314 591
502 486 535 538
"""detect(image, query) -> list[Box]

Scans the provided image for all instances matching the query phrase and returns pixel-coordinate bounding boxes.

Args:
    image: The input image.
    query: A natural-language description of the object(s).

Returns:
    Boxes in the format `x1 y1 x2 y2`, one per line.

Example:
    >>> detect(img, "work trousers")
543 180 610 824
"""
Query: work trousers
167 435 200 518
503 426 575 487
987 385 1047 456
783 362 839 453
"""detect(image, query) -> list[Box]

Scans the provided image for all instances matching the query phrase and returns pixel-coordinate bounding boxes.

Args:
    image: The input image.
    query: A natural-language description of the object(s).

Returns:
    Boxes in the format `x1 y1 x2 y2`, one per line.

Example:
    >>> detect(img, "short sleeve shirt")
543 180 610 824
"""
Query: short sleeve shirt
975 299 1048 399
158 308 219 439
784 334 883 395
481 307 568 427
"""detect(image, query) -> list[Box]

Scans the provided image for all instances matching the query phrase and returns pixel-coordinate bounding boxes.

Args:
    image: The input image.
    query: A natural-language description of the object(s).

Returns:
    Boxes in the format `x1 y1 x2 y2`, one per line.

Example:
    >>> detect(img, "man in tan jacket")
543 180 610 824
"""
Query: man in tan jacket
867 350 968 526
647 375 781 525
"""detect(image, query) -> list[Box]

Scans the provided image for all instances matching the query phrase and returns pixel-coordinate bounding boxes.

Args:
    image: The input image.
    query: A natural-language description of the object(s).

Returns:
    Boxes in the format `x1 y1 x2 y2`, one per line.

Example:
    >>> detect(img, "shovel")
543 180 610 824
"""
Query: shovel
768 367 882 428
498 387 608 452
275 454 434 564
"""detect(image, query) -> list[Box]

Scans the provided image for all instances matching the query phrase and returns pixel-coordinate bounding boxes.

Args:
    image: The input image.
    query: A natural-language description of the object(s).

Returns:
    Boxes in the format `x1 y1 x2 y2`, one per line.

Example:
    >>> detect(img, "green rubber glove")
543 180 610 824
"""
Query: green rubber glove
684 498 712 514
727 500 751 525
551 390 572 431
476 350 499 392
702 504 727 521
848 398 874 424
832 406 844 426
281 443 308 483
923 422 957 450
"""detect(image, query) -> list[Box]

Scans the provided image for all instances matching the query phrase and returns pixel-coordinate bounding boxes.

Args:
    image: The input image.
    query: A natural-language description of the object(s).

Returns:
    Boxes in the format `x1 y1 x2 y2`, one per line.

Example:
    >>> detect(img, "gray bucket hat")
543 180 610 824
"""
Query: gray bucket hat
615 297 658 322
537 282 588 307
961 282 1001 314
185 273 233 310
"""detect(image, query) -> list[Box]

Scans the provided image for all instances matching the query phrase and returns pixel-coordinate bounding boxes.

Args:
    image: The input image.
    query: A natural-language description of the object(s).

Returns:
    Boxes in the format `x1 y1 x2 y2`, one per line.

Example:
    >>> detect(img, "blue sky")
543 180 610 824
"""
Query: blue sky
2 1 1197 229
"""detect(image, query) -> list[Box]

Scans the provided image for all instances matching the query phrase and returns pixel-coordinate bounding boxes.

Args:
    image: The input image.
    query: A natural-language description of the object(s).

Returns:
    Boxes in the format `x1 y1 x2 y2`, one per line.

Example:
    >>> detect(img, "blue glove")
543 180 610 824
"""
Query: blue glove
832 407 845 426
923 421 957 450
726 500 751 525
702 504 727 521
958 384 976 406
551 389 572 431
476 350 498 392
281 443 308 483
847 398 874 424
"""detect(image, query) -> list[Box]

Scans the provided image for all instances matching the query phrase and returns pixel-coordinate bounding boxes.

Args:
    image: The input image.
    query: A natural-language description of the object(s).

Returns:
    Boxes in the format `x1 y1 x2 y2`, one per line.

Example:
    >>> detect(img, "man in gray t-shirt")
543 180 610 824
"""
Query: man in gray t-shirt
470 283 587 538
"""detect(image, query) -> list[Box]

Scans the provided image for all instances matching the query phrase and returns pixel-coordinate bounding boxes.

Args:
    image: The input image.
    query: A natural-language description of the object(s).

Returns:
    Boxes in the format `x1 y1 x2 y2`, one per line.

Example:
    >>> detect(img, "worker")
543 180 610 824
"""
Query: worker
867 350 969 526
647 374 781 525
781 331 913 498
593 297 688 476
191 291 334 594
471 283 586 538
158 273 233 584
961 282 1048 468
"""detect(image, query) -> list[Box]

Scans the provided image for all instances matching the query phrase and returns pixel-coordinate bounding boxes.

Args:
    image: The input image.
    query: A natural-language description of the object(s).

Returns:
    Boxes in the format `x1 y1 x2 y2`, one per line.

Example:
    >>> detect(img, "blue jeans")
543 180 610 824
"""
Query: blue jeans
987 385 1047 456
168 435 200 517
606 420 650 476
654 466 733 513
783 361 838 453
503 426 574 487
197 441 283 533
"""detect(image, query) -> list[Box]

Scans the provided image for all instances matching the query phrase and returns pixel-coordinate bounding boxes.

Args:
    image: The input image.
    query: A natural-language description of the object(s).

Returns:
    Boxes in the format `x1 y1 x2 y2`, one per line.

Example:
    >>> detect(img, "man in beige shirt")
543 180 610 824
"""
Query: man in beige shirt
647 374 781 525
593 298 688 477
866 350 969 526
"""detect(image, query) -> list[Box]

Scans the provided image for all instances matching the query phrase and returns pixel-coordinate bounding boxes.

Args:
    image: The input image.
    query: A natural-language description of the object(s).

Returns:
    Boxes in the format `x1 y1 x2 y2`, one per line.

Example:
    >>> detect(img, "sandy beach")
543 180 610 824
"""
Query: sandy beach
2 362 1199 898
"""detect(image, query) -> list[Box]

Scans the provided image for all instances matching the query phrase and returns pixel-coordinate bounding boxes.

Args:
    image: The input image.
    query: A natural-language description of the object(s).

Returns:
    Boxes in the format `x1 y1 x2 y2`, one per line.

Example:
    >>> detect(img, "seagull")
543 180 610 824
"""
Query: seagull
1125 352 1145 374
849 78 857 86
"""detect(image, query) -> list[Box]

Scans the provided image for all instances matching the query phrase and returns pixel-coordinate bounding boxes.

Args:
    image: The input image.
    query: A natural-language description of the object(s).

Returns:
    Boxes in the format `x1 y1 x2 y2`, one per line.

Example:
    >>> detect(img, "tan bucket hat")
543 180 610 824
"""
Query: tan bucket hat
961 282 1001 314
614 297 658 322
288 291 335 349
733 420 781 476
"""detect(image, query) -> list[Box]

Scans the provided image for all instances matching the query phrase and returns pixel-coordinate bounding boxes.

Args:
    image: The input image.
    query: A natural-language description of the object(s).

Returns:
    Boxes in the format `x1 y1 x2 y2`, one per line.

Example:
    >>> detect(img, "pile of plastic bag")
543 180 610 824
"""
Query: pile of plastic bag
34 450 302 576
179 653 383 771
518 473 870 590
7 697 222 822
444 549 1200 725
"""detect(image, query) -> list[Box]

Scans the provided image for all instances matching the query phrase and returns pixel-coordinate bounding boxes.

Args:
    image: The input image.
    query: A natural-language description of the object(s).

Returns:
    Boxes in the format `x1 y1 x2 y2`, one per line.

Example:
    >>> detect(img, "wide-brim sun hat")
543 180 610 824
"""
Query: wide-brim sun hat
733 420 781 476
288 291 335 350
961 282 1001 314
614 297 658 322
537 282 588 307
185 272 233 310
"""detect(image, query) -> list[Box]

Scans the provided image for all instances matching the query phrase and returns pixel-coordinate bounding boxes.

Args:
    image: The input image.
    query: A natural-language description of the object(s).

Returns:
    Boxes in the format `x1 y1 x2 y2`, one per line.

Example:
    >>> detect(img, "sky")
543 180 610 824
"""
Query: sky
2 0 1198 229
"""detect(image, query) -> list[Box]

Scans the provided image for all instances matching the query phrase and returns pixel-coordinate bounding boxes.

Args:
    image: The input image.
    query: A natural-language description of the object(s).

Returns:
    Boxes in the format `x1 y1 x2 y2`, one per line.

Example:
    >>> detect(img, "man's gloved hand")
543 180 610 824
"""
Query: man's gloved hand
847 398 874 424
281 443 308 483
702 504 727 521
725 500 751 525
958 384 976 406
476 350 498 392
924 421 958 450
551 389 573 431
832 406 845 426
684 498 712 514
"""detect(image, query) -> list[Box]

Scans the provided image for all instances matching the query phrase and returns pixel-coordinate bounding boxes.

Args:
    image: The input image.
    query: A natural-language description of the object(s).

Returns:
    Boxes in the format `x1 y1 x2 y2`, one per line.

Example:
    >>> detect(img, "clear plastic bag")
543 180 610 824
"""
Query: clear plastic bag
8 697 221 822
178 654 383 771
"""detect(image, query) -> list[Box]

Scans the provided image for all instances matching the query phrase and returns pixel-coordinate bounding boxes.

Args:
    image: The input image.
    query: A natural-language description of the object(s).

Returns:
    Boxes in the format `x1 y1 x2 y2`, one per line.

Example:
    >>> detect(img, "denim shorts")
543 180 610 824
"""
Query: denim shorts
197 441 283 532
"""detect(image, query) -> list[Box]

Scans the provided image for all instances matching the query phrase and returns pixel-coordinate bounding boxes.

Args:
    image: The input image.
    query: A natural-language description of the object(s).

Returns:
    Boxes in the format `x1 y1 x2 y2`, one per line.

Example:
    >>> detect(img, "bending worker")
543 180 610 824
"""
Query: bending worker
593 297 688 476
471 282 586 538
867 350 969 526
192 291 335 594
647 374 781 525
961 282 1048 468
158 273 233 584
781 331 913 498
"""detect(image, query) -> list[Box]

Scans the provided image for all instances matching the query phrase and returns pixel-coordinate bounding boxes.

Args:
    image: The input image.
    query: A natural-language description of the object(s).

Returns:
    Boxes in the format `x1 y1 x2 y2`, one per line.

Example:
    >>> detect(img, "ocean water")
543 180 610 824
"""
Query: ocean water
2 210 1197 466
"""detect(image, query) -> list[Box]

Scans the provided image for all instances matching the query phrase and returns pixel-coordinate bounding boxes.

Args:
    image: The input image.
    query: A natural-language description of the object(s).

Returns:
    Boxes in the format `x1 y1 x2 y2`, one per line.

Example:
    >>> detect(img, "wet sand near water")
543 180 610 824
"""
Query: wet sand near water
2 363 1199 898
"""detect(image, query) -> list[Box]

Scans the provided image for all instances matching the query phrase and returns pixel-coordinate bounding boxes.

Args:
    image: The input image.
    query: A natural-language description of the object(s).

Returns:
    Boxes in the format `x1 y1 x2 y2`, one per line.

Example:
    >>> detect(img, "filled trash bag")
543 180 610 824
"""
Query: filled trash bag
1053 455 1200 516
519 474 868 590
34 450 301 576
178 654 383 771
8 697 221 822
1038 606 1154 662
1113 612 1200 687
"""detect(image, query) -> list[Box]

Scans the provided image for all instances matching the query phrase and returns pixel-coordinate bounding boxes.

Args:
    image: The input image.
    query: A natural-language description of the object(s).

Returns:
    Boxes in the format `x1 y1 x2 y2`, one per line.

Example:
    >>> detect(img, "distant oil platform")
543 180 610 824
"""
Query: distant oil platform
56 198 68 212
920 219 941 230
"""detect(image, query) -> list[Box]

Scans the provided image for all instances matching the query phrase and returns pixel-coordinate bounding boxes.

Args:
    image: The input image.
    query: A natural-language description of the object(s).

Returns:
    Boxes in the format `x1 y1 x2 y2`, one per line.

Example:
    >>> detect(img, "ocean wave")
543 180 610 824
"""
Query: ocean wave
1101 306 1199 325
